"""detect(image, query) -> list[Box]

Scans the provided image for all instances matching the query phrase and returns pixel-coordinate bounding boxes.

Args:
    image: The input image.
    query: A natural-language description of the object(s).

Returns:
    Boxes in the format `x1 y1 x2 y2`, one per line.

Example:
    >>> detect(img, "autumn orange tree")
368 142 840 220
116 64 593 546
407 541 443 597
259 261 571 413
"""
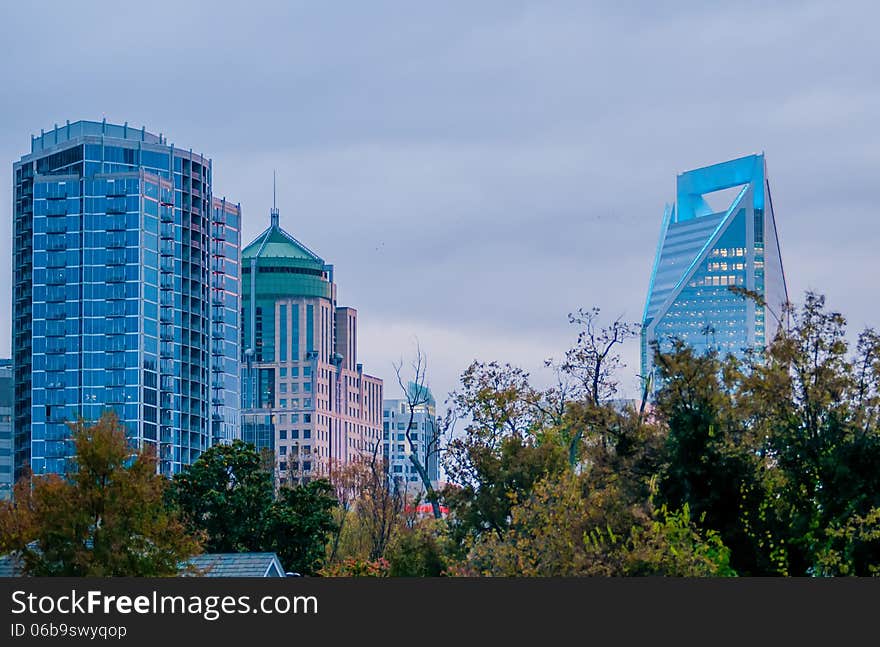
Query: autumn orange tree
0 411 201 576
325 452 405 565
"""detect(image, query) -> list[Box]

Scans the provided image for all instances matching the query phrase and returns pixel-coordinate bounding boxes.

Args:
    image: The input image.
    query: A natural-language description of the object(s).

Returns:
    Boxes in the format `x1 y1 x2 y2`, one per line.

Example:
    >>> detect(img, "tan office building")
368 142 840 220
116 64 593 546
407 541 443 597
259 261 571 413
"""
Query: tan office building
240 205 382 483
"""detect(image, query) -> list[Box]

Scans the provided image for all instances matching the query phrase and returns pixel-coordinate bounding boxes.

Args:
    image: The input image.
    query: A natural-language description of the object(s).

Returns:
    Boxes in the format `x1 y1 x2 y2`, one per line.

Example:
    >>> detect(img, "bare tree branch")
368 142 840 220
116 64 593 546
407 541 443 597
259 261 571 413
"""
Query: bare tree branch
393 342 444 519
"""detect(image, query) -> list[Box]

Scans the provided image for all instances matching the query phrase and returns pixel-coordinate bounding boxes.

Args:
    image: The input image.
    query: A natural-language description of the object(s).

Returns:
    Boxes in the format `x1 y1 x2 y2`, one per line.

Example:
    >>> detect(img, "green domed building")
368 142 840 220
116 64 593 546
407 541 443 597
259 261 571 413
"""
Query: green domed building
240 204 383 483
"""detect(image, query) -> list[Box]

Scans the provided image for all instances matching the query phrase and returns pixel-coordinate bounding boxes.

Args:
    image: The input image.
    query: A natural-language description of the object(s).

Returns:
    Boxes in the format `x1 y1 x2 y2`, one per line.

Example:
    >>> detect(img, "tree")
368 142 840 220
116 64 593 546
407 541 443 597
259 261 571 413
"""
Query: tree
456 473 733 577
0 411 201 576
319 557 390 577
263 480 339 575
169 439 273 555
652 341 770 575
443 435 568 553
169 440 338 575
442 360 569 552
559 307 640 407
393 343 445 519
547 307 641 467
444 360 547 492
327 452 405 563
738 292 880 574
649 290 880 575
387 518 450 577
814 507 880 576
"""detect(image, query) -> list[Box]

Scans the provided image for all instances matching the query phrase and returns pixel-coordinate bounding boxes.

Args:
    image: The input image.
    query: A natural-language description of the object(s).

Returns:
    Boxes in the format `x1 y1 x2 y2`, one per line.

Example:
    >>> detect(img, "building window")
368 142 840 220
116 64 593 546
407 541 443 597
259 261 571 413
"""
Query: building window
291 304 299 361
279 430 287 440
279 304 287 362
306 305 314 355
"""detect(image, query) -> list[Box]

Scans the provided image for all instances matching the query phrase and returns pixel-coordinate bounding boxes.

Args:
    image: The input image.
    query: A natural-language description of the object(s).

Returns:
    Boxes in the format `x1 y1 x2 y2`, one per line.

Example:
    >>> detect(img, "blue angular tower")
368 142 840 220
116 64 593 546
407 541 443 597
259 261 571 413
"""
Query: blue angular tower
641 153 788 382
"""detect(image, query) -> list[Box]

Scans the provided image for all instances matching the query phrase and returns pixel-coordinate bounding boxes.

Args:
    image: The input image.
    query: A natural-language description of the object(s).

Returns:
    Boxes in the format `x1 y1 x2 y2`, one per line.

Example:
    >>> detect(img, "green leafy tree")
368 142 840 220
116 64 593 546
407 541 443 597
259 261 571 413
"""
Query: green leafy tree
442 360 569 553
263 480 339 575
169 439 272 554
456 473 733 577
0 411 201 576
443 436 568 553
738 292 880 574
814 507 880 576
387 518 450 577
649 291 880 576
623 504 735 577
539 308 642 467
652 341 771 575
169 440 338 575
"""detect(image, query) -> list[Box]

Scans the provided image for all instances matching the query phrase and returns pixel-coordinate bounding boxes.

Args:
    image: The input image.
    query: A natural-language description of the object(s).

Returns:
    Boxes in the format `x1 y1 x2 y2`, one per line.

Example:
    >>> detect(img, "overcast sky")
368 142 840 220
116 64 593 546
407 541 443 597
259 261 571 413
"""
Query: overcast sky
1 1 877 405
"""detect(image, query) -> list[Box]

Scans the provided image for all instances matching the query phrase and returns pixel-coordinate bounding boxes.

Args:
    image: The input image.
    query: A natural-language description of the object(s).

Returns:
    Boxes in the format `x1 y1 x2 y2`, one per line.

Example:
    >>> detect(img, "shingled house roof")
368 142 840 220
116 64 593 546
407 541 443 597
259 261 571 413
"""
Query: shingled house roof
0 551 288 578
184 553 287 578
0 553 22 577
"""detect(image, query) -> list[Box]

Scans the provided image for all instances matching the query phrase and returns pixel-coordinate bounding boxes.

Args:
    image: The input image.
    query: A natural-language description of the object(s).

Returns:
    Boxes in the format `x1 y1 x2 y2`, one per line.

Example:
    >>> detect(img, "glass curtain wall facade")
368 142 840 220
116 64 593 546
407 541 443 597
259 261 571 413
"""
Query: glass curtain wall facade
641 153 788 384
0 359 12 500
210 197 242 449
13 120 241 478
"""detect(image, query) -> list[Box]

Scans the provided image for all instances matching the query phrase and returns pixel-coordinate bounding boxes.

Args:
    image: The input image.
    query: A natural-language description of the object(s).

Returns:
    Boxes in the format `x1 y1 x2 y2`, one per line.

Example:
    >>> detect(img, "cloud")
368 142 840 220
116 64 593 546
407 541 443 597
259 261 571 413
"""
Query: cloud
1 0 878 406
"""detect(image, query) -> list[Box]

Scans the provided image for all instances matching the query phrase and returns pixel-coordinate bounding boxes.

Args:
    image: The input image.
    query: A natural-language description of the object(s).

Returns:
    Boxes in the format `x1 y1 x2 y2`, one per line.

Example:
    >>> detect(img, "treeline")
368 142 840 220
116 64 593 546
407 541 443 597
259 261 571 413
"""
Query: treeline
2 291 879 576
434 292 880 576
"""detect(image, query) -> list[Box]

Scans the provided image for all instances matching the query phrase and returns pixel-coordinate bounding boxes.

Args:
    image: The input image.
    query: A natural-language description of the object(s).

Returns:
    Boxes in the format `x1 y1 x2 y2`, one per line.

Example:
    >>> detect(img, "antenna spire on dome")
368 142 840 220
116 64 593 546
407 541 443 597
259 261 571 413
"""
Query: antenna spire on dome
270 169 280 227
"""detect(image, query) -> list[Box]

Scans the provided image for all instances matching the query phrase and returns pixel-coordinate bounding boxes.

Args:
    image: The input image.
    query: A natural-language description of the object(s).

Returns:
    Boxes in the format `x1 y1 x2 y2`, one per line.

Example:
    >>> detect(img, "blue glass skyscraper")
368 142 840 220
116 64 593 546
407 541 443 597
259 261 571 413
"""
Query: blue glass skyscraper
13 120 241 478
641 153 788 382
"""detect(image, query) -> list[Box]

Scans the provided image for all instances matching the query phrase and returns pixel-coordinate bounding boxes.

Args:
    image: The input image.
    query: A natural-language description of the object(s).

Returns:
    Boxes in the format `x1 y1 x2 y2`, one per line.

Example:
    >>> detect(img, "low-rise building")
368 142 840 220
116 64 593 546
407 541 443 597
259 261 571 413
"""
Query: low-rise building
383 383 440 493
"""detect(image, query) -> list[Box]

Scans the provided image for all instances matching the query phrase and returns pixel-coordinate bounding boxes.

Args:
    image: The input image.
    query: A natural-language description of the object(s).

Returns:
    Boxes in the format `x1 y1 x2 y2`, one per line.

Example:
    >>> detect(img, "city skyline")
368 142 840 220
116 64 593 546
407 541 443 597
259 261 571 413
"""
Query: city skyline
1 2 878 407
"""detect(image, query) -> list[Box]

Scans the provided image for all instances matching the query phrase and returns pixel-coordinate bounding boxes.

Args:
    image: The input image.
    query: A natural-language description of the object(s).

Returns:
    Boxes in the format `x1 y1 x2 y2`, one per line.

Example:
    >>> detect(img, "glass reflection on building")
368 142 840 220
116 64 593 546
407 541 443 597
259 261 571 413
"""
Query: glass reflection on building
13 120 241 478
641 153 788 385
